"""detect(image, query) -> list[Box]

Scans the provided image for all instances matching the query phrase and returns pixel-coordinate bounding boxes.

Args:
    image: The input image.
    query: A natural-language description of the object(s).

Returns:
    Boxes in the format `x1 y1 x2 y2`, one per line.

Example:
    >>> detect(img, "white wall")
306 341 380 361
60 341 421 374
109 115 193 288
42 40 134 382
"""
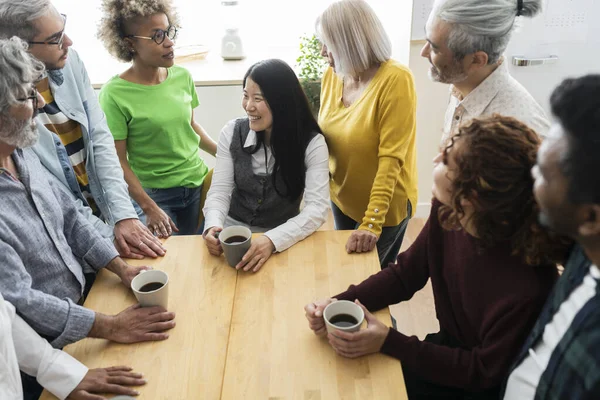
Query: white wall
408 42 449 218
193 85 244 168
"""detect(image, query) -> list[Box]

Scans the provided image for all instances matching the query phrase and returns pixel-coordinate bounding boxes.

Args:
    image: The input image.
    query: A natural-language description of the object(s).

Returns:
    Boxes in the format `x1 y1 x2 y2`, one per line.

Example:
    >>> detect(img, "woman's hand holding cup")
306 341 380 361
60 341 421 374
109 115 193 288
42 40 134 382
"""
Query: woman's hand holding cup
203 227 223 256
304 298 336 337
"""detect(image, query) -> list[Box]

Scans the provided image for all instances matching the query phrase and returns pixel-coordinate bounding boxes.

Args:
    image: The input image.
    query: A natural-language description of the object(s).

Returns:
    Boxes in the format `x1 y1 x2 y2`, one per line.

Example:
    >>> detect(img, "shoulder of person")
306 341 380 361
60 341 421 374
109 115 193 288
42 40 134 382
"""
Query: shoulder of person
376 60 416 97
321 66 337 84
221 117 248 135
169 64 194 80
98 75 124 94
379 60 414 82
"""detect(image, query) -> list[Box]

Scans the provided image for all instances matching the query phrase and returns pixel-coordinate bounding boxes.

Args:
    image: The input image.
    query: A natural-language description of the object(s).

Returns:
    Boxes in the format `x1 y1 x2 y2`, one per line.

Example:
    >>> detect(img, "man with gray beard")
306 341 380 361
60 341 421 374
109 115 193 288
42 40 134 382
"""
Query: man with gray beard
0 0 167 259
422 0 550 142
0 36 175 399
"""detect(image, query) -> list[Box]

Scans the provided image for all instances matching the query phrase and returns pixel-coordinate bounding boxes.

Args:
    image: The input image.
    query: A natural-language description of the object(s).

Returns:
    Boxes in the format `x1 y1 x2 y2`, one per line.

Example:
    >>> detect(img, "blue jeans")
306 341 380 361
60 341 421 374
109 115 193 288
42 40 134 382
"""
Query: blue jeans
331 201 412 269
144 186 202 235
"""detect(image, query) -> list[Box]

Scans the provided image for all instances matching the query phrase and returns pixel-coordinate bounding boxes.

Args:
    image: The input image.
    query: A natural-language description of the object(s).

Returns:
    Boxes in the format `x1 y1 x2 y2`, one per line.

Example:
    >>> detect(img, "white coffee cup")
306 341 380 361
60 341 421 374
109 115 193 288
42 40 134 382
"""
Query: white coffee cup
131 270 169 308
323 300 365 334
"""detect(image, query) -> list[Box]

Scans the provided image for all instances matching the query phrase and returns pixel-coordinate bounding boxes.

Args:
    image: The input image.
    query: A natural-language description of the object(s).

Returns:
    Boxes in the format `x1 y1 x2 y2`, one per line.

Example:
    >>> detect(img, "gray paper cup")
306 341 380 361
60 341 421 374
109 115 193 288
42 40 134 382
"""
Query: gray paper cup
219 225 252 267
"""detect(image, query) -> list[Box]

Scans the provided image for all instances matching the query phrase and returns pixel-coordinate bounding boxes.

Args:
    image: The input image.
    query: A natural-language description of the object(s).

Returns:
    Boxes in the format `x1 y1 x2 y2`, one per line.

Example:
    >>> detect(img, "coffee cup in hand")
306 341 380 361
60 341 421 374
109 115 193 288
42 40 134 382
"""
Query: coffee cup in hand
219 225 252 267
131 270 169 308
323 300 365 334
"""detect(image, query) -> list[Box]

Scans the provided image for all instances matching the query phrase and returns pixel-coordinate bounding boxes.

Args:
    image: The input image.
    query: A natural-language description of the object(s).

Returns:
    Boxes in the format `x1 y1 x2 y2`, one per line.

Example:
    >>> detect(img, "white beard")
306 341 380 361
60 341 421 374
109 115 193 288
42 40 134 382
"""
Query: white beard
0 114 39 148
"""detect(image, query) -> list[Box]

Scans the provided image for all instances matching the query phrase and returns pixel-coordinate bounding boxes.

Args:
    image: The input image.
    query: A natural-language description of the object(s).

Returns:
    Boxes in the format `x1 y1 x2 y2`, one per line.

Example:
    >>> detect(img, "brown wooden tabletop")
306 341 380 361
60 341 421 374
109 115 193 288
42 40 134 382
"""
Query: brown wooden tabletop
40 231 407 400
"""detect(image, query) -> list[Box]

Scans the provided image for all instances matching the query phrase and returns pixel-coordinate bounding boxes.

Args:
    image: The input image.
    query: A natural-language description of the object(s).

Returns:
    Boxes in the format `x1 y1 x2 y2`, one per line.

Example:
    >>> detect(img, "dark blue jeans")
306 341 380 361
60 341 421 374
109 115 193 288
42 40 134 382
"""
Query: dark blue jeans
144 186 202 235
331 200 412 269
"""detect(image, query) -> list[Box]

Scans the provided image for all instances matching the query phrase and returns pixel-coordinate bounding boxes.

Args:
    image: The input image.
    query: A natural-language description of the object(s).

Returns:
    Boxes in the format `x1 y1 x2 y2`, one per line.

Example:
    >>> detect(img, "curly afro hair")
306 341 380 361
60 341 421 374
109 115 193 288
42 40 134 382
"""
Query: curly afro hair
98 0 180 62
439 115 573 266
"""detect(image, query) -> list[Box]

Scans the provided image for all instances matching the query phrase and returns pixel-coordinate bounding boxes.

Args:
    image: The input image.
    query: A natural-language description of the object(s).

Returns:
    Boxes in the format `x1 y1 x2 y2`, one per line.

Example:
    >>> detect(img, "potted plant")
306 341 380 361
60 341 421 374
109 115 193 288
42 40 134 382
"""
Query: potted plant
296 34 328 117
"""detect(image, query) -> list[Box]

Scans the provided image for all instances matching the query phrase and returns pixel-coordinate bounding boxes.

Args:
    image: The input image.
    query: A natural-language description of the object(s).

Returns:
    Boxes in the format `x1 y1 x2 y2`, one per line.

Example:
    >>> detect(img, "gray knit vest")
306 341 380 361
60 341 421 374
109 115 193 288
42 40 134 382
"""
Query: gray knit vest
228 118 305 228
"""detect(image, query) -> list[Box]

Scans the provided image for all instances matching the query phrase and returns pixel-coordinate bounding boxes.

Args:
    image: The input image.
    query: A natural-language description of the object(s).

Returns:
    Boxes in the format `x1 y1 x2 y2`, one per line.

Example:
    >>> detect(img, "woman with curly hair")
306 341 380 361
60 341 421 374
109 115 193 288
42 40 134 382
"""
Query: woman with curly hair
98 0 216 237
304 115 572 399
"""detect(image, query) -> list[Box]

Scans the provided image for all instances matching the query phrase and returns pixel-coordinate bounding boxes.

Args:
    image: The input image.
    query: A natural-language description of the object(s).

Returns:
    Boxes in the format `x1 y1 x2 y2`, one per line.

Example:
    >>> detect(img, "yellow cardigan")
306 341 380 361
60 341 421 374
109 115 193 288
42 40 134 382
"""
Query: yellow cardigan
319 60 418 236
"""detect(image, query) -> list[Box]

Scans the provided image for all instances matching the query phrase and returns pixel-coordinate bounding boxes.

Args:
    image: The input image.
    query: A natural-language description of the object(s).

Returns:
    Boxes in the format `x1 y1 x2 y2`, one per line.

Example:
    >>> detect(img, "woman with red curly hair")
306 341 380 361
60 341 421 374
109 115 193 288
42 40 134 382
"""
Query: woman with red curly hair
304 115 572 399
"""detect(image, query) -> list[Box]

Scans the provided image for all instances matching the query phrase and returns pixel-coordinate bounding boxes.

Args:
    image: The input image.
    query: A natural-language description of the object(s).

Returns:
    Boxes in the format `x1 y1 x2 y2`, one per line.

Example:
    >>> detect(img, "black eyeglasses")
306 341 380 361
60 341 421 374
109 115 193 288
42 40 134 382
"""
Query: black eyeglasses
17 86 39 110
28 14 67 50
126 26 178 45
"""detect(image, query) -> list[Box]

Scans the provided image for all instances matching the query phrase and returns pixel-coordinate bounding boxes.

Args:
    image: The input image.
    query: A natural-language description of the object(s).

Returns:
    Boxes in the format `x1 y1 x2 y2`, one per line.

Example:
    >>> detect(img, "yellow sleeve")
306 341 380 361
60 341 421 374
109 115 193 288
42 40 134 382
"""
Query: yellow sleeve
359 70 417 235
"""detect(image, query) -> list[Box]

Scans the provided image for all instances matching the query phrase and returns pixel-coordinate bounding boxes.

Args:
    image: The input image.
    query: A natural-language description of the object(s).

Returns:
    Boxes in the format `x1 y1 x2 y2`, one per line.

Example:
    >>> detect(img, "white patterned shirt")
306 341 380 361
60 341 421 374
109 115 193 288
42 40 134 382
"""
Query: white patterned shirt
442 60 550 144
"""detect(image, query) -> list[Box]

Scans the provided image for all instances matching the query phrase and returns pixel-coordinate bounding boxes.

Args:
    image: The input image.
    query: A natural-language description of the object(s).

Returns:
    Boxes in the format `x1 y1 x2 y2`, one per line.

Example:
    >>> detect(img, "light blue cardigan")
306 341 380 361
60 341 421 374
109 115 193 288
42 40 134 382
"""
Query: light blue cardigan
33 49 137 238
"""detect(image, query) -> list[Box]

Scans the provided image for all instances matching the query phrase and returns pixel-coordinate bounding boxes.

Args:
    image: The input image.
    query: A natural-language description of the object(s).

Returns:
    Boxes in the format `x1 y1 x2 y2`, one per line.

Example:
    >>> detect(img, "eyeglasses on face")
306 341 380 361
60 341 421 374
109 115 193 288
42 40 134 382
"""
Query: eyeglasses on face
125 26 178 45
28 14 67 50
17 86 39 110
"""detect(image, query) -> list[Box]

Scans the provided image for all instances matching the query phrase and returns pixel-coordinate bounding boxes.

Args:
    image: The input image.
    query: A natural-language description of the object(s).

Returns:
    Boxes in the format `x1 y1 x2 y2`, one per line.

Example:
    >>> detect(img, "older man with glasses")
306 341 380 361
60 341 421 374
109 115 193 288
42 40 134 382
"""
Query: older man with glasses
0 35 176 400
0 0 167 259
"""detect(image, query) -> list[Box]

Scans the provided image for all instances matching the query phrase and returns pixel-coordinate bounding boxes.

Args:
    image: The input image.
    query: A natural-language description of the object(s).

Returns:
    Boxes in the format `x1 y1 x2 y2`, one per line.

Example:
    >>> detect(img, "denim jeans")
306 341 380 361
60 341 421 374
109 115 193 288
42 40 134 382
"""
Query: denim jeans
144 186 202 235
331 200 412 269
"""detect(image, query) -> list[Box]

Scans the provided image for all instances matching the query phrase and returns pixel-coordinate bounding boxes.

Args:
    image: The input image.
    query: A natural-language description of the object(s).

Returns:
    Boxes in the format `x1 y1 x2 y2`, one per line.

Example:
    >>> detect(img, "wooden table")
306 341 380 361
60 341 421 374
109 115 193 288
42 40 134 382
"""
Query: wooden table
41 231 407 400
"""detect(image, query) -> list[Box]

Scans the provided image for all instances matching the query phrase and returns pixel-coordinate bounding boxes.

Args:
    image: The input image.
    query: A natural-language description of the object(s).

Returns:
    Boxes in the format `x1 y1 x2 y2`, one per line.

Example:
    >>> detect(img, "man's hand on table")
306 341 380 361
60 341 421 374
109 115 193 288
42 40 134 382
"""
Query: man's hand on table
90 305 176 343
327 300 389 359
304 298 336 337
114 218 166 259
68 366 146 400
105 257 151 288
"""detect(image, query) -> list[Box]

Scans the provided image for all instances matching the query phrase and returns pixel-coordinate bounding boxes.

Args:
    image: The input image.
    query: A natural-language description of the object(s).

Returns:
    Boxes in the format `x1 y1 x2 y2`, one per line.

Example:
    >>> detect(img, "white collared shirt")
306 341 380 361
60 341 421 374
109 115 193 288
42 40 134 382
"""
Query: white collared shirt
504 264 600 399
203 119 331 252
0 293 88 400
442 60 550 144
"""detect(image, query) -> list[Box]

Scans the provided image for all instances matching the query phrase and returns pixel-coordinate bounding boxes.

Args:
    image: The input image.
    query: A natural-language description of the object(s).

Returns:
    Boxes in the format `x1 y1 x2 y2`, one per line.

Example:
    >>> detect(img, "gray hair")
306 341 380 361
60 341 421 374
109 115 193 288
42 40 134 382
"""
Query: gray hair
0 0 53 41
434 0 543 64
0 37 45 114
316 0 391 78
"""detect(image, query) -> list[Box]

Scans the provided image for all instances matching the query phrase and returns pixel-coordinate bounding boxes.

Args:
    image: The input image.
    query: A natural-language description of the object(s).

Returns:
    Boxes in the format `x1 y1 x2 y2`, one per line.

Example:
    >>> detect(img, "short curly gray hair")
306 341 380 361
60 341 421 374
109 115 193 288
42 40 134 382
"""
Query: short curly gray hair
0 37 45 115
98 0 180 62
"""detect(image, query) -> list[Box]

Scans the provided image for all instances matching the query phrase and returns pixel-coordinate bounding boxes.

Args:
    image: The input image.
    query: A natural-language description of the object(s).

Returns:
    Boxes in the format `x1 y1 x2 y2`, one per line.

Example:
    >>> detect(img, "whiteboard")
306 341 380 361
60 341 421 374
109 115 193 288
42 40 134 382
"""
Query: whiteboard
411 0 434 41
411 0 592 42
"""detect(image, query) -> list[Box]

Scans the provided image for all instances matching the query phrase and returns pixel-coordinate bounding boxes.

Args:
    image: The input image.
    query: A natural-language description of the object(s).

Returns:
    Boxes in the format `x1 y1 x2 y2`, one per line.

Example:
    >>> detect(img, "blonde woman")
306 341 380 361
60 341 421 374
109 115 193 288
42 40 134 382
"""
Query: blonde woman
98 0 216 237
317 0 418 268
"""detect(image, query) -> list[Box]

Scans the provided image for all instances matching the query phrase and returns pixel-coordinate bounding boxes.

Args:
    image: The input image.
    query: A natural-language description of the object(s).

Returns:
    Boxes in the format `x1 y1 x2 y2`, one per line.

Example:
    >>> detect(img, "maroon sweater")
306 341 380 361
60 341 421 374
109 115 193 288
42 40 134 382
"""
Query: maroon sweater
335 201 557 391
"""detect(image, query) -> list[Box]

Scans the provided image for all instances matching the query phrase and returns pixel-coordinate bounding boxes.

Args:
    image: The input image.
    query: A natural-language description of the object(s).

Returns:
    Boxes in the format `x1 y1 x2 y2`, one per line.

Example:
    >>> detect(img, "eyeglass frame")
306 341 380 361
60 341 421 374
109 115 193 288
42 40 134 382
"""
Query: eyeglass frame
16 86 39 110
28 14 67 50
124 26 178 45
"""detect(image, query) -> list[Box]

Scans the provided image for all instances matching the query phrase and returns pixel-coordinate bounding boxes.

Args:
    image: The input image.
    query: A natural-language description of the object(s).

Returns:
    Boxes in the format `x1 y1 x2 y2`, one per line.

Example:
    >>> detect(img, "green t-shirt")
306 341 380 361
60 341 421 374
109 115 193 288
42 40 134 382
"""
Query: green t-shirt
99 65 208 189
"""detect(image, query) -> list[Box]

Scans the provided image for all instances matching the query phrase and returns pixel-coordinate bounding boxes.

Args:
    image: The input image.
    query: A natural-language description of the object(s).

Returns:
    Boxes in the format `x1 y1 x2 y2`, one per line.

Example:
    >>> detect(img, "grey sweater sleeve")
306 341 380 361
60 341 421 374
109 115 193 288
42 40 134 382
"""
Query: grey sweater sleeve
47 170 119 271
0 241 95 348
